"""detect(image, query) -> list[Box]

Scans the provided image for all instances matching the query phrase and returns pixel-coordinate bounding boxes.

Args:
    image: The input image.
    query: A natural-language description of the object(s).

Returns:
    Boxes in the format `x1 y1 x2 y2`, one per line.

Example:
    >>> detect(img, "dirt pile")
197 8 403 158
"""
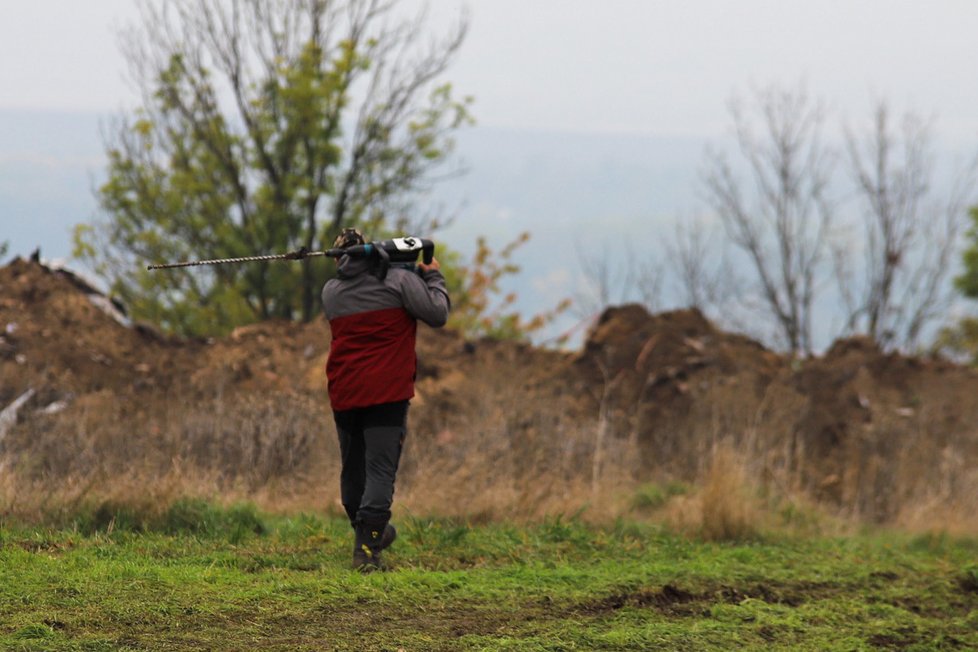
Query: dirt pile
575 305 781 453
0 257 574 414
2 257 978 524
577 304 978 521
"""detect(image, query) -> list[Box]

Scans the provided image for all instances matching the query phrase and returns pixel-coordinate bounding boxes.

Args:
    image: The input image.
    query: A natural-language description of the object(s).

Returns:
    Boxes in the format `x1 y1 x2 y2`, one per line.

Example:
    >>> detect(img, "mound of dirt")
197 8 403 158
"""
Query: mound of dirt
576 304 781 424
575 303 978 519
3 257 978 522
0 257 577 443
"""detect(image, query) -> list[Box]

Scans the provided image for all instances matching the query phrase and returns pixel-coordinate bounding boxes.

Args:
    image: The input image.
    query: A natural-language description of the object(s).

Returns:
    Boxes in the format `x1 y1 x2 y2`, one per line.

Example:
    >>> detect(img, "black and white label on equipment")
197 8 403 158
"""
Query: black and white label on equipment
392 237 420 251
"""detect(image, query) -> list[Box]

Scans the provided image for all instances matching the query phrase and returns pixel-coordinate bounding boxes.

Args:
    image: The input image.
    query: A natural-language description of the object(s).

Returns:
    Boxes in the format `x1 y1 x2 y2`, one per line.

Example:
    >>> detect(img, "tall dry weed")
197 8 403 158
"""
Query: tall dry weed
698 443 760 541
397 374 637 521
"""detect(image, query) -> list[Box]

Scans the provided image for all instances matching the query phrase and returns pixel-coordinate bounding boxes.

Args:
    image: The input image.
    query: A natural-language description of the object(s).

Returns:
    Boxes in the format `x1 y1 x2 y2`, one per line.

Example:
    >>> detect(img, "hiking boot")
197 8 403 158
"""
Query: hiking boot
352 522 391 572
379 523 397 551
352 545 386 572
348 522 396 549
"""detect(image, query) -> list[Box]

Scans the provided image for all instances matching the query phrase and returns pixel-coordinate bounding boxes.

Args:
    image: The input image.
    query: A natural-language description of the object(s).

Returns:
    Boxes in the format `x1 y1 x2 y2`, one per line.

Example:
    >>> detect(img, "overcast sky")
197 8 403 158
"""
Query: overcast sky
1 0 976 139
2 0 977 349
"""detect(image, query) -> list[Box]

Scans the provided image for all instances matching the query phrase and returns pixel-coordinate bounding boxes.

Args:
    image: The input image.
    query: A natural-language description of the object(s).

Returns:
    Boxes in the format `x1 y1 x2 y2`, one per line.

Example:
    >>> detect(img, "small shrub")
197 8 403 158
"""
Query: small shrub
631 482 689 513
72 498 266 542
162 498 266 541
89 501 148 533
404 517 470 549
908 531 952 554
960 565 978 593
13 623 55 640
537 514 593 548
73 499 157 535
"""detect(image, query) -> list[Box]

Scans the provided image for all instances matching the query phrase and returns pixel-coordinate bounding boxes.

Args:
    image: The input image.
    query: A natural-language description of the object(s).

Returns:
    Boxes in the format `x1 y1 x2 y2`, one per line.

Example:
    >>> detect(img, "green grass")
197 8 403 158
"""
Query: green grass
1 504 976 651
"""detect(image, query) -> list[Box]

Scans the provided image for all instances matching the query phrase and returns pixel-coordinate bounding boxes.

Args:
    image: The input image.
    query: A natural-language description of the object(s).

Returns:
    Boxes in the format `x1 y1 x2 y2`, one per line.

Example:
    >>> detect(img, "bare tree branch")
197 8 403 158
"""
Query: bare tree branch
841 101 978 350
572 241 664 319
701 83 835 354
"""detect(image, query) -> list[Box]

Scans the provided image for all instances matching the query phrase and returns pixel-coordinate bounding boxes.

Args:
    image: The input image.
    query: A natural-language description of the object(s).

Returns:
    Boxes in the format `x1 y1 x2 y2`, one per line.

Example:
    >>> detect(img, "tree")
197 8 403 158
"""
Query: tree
933 312 978 364
701 84 834 355
75 0 470 335
666 214 739 320
956 207 978 300
938 206 978 363
571 241 663 321
835 103 976 350
445 233 572 342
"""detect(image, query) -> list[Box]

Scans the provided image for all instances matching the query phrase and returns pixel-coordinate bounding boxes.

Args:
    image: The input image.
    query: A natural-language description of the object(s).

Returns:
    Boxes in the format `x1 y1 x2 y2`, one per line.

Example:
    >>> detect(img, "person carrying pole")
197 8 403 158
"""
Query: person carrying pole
321 228 450 571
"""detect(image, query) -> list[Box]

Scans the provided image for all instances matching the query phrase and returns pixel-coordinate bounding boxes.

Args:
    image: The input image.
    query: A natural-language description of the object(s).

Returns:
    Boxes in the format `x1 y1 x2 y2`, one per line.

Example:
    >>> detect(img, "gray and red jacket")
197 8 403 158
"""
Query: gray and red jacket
321 256 450 411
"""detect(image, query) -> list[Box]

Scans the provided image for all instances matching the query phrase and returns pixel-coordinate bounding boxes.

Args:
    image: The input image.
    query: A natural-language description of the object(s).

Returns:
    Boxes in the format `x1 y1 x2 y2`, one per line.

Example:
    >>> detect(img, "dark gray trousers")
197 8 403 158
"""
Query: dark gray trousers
333 400 408 527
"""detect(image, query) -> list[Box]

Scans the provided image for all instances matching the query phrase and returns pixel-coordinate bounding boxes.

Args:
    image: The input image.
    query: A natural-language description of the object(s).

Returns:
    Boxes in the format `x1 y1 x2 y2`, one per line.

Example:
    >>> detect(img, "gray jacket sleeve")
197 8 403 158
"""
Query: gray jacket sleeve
395 268 450 327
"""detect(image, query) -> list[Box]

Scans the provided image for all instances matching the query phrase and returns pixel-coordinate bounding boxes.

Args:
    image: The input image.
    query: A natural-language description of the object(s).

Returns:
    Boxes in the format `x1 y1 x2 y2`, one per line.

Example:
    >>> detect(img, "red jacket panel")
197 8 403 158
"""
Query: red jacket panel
326 307 418 411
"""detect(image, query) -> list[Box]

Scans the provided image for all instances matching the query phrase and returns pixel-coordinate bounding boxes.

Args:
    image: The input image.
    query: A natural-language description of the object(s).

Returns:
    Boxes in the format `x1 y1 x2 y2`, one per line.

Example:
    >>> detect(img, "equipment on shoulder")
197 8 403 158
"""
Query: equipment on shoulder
329 237 434 280
147 236 435 281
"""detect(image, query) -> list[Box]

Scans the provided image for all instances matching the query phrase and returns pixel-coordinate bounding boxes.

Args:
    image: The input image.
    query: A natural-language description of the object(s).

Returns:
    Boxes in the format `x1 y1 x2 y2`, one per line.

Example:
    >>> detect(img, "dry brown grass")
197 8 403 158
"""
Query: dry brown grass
2 373 977 539
0 389 337 524
697 443 760 541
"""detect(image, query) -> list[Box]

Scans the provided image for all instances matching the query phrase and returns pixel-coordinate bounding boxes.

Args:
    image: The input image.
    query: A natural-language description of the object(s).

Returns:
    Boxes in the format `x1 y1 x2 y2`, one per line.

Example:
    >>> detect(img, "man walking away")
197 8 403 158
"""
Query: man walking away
322 228 450 571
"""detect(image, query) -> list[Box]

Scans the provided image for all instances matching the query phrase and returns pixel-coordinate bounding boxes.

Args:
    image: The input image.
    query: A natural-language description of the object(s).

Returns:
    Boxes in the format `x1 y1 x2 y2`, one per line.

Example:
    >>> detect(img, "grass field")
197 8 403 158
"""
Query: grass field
1 500 976 651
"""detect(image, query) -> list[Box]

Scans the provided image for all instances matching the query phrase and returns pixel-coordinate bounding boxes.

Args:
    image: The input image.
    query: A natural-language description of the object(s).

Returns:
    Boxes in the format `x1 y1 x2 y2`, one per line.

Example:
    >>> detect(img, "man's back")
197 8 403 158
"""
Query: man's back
322 256 449 411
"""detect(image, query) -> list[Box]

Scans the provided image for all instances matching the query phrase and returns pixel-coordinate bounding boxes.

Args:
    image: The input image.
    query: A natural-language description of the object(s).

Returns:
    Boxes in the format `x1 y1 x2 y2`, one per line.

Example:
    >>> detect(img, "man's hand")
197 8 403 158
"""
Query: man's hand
417 257 440 273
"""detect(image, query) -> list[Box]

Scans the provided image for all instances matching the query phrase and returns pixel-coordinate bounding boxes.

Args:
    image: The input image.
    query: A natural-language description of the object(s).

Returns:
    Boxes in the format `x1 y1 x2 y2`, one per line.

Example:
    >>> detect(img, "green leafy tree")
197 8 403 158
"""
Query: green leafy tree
956 207 978 300
938 206 978 362
934 315 978 363
75 0 470 335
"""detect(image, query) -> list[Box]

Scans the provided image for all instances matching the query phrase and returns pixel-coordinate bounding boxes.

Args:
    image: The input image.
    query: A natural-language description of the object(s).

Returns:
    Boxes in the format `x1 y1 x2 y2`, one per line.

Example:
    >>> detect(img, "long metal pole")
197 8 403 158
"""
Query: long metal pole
146 248 332 270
